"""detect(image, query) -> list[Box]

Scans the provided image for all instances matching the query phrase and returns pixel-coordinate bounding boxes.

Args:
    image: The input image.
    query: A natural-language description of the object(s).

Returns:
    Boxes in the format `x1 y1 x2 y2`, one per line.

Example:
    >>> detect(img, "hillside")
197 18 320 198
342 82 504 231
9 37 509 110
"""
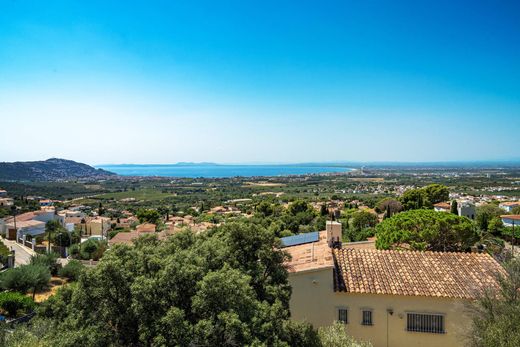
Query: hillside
0 158 116 181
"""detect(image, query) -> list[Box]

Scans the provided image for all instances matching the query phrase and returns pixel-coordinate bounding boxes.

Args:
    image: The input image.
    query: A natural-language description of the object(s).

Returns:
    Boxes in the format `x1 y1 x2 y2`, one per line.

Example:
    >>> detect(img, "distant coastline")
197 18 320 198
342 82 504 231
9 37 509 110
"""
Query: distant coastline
95 163 353 178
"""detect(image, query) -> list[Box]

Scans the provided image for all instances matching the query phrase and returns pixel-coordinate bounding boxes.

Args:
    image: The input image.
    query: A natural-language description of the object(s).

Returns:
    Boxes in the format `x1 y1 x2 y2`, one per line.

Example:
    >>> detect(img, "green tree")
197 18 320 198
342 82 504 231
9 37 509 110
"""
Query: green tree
512 205 520 215
58 260 84 281
17 222 318 346
375 209 479 252
351 211 378 231
30 253 60 276
0 264 50 299
320 204 328 216
400 188 430 210
0 291 35 317
136 208 161 225
468 258 520 347
423 184 449 205
476 204 504 231
375 198 402 216
451 200 458 215
45 220 63 253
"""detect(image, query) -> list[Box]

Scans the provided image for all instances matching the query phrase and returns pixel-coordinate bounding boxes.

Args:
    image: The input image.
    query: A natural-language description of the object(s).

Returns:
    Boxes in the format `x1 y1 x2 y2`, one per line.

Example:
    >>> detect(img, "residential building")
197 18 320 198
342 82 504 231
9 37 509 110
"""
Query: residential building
457 201 476 220
501 215 520 227
135 223 156 233
434 201 475 220
0 189 7 197
39 199 53 207
84 216 111 236
108 231 141 246
499 201 520 213
0 197 14 207
286 225 503 347
433 202 451 212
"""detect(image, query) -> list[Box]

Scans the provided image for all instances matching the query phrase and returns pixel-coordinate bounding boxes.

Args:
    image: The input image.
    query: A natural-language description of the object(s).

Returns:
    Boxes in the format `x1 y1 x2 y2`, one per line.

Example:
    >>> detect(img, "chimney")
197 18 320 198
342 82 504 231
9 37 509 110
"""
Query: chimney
326 221 342 247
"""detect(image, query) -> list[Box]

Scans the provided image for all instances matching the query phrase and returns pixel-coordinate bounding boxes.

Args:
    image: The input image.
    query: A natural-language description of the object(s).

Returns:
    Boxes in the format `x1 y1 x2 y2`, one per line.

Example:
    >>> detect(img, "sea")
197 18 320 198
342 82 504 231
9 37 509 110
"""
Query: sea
96 164 352 178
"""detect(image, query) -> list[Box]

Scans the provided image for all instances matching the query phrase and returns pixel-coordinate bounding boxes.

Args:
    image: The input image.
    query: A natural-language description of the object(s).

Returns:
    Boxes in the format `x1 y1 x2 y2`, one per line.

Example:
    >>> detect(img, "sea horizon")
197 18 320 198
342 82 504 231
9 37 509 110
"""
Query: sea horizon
95 163 354 178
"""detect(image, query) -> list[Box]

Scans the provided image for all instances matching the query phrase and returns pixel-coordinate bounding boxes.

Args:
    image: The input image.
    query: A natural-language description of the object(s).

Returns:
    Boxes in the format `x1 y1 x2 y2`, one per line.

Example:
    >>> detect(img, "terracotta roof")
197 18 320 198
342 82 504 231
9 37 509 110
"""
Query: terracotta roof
501 215 520 221
4 211 38 223
500 202 520 206
135 223 156 233
434 202 451 209
333 248 504 299
6 219 45 229
108 231 140 246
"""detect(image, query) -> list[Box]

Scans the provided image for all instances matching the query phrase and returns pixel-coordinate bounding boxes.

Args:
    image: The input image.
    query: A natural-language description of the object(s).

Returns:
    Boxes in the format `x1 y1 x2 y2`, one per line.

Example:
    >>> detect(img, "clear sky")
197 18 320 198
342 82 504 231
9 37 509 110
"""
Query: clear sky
1 1 519 165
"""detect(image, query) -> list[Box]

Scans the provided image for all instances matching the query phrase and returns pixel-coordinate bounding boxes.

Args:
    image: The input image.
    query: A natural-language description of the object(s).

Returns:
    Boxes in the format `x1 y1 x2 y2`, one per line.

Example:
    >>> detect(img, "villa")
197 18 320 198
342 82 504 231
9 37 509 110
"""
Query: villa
286 221 503 347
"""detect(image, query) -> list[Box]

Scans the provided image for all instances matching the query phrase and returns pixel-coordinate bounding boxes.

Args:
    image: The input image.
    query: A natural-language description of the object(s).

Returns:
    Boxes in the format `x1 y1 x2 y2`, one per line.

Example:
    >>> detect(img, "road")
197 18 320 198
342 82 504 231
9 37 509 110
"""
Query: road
1 237 36 266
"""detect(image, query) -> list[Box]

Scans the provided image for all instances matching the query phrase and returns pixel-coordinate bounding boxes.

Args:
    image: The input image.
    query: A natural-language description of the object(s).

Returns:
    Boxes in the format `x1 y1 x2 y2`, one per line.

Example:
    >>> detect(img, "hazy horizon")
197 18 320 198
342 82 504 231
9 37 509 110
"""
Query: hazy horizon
1 1 519 164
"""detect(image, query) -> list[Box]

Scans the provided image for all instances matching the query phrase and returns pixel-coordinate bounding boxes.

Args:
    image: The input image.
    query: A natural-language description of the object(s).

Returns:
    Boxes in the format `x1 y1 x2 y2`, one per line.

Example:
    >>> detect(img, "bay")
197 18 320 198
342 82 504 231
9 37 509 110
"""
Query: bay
96 164 352 178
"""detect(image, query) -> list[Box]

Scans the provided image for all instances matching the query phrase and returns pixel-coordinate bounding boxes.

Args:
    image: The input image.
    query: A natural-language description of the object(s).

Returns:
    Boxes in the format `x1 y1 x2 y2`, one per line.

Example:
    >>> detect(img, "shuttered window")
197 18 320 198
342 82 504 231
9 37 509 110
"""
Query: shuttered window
406 313 445 334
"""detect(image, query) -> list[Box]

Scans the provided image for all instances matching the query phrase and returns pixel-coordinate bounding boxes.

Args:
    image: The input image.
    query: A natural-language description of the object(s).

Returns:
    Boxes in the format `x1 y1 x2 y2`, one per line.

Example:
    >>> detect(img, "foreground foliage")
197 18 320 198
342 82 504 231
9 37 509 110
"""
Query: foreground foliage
469 258 520 347
318 322 372 347
14 223 321 346
0 291 35 317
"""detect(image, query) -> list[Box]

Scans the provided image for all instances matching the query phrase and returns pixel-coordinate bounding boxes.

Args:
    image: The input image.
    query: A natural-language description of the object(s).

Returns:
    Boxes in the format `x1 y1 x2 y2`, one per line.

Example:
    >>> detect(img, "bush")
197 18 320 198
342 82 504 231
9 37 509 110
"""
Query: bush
0 264 51 297
58 260 84 281
0 240 11 266
79 240 107 261
68 243 80 258
0 292 35 317
30 253 60 276
318 322 373 346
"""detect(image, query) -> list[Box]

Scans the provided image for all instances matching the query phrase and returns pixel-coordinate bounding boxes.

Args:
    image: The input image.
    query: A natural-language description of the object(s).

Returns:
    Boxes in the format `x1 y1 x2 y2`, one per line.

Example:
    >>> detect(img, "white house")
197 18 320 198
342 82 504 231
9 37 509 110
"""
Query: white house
499 202 520 213
501 215 520 227
458 201 476 220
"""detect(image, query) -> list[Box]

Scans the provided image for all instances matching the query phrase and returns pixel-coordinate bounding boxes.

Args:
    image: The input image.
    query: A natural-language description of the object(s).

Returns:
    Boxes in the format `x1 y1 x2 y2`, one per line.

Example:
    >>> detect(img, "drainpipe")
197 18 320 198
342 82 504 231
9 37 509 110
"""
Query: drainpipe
386 308 393 347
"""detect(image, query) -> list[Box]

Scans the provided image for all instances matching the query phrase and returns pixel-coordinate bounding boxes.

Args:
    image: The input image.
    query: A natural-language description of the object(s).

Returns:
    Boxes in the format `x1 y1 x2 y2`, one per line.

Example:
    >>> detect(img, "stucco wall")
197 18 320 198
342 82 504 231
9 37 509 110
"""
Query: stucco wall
289 268 472 347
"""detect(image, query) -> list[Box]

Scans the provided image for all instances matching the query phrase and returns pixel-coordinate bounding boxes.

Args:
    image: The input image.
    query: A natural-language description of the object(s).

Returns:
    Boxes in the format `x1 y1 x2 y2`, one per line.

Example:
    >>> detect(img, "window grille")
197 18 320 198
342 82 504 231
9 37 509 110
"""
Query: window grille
338 308 348 324
406 313 444 333
362 310 373 325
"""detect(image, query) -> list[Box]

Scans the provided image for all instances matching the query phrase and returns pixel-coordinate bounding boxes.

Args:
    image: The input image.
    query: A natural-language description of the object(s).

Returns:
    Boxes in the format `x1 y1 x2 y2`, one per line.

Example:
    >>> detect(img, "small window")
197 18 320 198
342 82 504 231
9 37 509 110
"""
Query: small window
407 313 444 334
362 310 373 326
338 308 348 324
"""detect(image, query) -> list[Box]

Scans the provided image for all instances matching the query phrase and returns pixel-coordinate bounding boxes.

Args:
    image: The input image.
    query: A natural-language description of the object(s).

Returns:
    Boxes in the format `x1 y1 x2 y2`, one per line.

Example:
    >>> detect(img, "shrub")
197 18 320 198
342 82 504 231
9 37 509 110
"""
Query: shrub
0 292 35 317
58 260 84 281
30 253 60 276
0 264 51 297
68 243 80 258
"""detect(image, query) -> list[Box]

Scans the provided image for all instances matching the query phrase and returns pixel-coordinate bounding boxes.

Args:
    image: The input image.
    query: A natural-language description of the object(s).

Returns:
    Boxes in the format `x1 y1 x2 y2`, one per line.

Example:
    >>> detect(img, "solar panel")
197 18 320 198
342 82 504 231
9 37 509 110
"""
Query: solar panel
280 231 319 247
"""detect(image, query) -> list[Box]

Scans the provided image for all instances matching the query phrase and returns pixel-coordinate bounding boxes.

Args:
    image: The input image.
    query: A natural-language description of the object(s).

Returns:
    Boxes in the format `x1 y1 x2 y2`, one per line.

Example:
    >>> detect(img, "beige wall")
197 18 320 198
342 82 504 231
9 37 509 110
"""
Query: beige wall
289 268 472 347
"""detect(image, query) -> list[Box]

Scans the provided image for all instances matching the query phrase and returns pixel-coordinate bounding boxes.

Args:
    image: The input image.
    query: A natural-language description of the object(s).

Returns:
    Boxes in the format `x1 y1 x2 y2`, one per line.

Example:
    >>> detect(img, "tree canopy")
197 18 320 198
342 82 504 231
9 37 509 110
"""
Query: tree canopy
468 258 520 347
400 184 449 210
27 222 320 346
375 209 478 251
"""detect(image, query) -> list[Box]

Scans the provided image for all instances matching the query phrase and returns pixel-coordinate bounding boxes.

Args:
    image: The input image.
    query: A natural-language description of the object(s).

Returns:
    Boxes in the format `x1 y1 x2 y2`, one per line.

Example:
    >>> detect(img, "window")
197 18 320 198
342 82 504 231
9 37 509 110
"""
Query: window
407 313 445 334
338 308 348 324
362 310 373 326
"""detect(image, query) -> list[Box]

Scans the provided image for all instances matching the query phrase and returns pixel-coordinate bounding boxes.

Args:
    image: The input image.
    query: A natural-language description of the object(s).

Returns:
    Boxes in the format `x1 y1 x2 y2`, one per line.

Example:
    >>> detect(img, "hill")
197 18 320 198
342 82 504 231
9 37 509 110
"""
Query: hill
0 158 116 181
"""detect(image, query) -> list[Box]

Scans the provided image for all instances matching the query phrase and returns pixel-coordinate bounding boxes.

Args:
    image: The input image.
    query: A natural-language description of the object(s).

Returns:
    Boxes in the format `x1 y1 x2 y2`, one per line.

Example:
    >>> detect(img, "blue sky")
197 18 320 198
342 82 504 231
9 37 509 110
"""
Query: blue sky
0 1 519 164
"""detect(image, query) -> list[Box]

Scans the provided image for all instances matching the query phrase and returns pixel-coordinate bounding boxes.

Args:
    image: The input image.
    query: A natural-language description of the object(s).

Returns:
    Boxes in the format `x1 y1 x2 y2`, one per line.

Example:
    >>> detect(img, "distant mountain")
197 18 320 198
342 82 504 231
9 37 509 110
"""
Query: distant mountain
0 158 116 181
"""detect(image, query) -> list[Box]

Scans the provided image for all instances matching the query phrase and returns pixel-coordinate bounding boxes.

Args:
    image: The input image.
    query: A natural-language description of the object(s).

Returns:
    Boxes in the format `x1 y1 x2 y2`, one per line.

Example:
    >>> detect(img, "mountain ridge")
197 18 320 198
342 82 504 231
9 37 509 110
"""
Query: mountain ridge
0 158 116 181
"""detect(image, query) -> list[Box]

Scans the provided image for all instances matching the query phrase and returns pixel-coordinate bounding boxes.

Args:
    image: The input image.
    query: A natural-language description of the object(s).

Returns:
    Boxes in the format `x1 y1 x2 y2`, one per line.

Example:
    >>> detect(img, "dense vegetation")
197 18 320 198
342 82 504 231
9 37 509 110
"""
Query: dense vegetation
375 209 479 251
5 224 318 346
469 258 520 347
